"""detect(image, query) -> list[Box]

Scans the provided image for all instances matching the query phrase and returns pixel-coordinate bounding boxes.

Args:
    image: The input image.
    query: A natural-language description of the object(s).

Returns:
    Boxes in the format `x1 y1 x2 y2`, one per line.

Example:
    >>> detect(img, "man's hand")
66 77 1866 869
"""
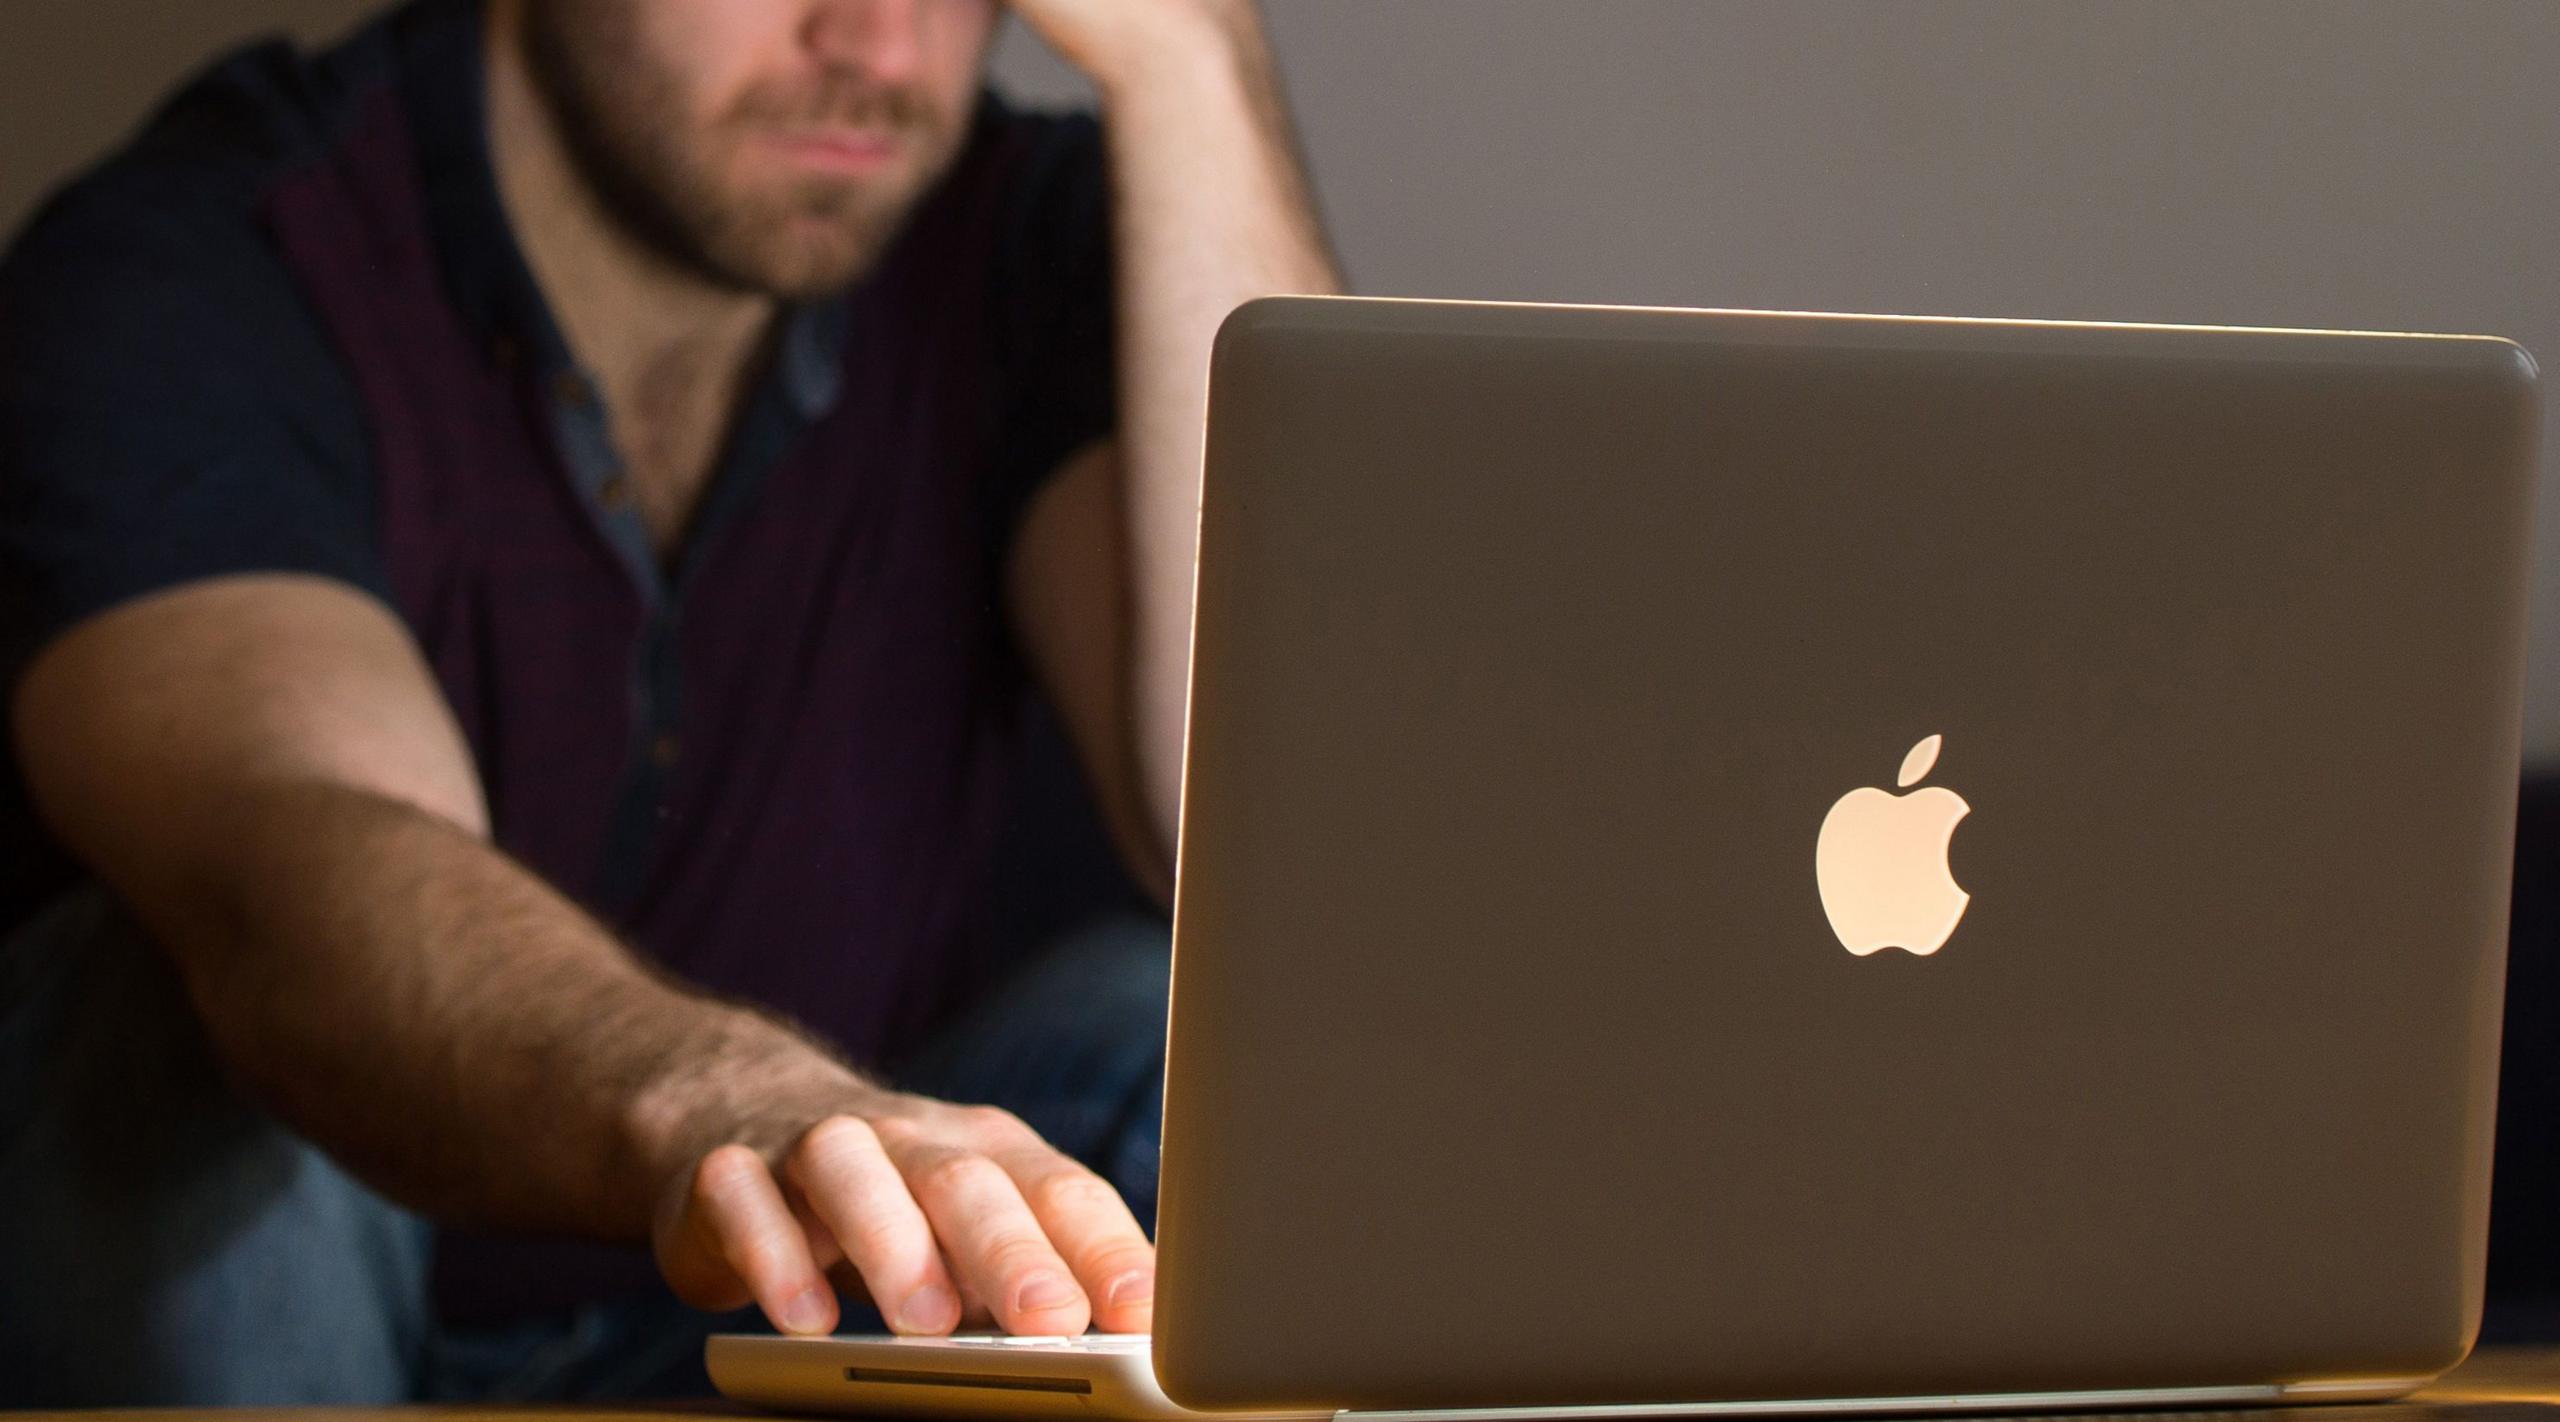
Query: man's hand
1001 0 1259 96
651 1086 1157 1338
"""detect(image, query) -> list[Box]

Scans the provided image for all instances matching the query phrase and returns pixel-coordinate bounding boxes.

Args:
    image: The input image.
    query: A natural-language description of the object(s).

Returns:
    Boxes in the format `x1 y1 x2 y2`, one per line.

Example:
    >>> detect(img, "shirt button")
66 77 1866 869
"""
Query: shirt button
651 732 681 769
599 473 634 510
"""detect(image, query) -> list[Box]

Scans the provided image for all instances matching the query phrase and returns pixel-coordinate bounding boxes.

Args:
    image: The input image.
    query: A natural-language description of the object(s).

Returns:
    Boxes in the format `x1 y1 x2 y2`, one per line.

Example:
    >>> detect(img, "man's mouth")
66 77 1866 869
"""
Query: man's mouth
755 125 905 174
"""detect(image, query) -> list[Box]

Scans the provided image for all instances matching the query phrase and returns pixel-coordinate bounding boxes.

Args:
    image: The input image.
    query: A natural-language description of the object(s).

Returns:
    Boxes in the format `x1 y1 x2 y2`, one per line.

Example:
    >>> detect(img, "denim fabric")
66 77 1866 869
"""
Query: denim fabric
892 913 1171 1239
0 901 1170 1405
0 886 432 1405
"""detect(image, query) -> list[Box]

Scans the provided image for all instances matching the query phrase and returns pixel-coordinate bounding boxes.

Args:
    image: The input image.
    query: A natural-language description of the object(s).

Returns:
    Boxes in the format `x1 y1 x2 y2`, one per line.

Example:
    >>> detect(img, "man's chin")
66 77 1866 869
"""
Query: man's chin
690 178 934 297
689 216 902 300
764 241 897 300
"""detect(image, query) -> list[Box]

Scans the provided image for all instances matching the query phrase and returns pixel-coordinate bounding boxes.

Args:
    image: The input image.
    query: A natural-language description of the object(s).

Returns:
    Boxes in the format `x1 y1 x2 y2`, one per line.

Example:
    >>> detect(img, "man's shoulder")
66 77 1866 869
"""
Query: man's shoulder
931 91 1108 301
0 12 400 635
2 7 405 309
971 88 1106 206
902 89 1100 249
977 88 1105 156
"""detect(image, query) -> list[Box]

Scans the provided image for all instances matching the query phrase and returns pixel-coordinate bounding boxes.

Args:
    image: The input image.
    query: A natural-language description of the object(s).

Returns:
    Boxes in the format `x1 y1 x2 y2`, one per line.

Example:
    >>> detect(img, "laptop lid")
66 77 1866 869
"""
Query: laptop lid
1153 298 2542 1412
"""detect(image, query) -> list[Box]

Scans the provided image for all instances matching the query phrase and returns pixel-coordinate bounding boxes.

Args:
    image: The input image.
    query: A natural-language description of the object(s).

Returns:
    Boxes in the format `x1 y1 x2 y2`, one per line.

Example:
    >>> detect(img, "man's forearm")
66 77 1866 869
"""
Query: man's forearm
168 780 860 1238
1095 9 1344 850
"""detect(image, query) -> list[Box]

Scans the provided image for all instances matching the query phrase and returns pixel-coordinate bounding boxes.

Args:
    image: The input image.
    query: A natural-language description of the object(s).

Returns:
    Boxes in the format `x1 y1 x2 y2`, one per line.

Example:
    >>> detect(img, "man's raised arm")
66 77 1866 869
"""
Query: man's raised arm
1005 0 1345 899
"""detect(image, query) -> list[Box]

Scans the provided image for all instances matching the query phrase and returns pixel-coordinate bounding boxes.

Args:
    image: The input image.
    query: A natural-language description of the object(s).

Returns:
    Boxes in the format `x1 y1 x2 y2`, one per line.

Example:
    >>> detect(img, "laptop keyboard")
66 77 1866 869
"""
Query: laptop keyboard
942 1333 1151 1353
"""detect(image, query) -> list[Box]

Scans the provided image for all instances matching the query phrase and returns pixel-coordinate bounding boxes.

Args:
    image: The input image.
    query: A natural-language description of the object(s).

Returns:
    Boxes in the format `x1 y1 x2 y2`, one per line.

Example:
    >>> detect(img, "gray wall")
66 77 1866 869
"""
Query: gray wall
1 0 371 227
10 2 2559 756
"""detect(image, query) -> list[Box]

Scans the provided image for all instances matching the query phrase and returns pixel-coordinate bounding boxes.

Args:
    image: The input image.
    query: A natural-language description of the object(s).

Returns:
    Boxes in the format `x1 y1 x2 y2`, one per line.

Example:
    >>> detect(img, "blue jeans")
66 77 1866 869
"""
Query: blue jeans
0 887 1170 1406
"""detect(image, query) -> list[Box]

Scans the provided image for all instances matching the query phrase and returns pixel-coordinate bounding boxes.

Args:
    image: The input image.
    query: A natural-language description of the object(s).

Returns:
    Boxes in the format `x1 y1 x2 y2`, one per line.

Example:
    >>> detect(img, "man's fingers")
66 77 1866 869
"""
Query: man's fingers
992 1147 1157 1333
691 1144 838 1335
787 1115 964 1335
882 1116 1092 1336
788 1189 847 1276
658 1099 1149 1339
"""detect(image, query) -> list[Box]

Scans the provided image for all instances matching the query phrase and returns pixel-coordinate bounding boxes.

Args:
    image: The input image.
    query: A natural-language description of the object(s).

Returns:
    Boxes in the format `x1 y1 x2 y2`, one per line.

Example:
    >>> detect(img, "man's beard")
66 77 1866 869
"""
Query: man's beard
519 1 966 300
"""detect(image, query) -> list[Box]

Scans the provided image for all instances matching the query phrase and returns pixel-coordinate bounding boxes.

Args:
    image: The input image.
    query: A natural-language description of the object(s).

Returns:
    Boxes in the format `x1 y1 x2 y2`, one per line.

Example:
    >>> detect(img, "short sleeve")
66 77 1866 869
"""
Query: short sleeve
982 102 1118 552
0 168 383 694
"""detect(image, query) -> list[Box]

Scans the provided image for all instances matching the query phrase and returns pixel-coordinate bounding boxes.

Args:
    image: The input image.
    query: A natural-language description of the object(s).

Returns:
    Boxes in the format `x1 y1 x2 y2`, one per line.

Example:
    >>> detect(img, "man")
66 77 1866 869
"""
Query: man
0 0 1338 1404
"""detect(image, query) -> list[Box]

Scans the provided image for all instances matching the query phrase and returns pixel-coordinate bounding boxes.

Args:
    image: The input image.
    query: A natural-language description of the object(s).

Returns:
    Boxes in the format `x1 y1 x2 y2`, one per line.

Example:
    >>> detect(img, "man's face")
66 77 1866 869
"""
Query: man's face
522 0 1003 300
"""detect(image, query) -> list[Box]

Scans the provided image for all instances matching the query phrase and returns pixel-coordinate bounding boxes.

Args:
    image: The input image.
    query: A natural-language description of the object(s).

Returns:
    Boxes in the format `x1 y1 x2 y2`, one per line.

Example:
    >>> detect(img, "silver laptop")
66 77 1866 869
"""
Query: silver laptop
710 296 2544 1420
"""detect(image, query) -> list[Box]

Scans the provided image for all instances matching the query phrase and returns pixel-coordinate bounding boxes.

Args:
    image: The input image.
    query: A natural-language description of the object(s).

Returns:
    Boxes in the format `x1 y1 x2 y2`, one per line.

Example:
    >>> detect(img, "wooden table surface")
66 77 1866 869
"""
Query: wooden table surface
20 1346 2560 1422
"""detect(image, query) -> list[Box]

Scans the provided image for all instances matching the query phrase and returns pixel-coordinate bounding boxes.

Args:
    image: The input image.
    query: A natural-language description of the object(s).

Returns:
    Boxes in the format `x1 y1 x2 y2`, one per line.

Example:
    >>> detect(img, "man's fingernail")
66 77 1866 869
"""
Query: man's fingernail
1105 1270 1154 1310
782 1285 832 1334
900 1283 959 1333
1017 1271 1079 1313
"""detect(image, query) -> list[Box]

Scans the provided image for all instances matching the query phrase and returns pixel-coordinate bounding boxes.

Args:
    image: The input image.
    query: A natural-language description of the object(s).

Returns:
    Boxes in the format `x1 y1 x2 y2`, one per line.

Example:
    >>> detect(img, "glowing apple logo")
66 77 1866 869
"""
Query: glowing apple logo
1815 734 1971 956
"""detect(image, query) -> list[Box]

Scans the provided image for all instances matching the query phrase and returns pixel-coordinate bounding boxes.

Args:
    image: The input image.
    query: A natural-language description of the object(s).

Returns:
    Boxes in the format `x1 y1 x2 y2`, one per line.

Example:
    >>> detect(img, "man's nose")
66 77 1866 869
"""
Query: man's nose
806 0 926 86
